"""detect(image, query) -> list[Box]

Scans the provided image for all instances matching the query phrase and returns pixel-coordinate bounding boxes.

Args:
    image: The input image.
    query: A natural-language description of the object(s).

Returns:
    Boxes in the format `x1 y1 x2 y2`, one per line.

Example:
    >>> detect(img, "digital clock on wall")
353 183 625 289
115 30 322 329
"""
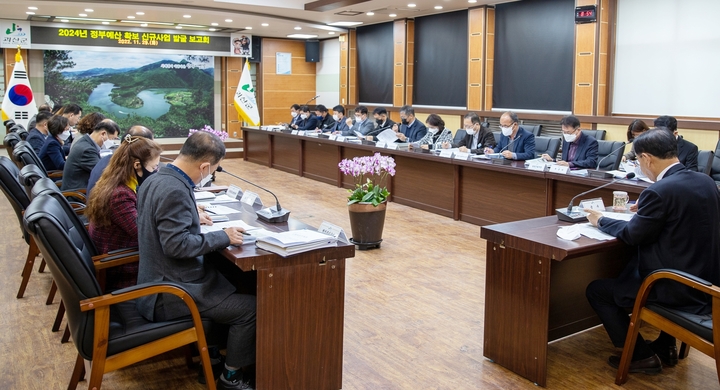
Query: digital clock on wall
575 5 597 24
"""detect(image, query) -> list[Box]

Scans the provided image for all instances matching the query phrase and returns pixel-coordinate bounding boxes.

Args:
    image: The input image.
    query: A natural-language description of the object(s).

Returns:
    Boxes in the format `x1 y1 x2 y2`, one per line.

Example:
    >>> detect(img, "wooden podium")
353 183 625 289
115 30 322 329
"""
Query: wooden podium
481 216 632 387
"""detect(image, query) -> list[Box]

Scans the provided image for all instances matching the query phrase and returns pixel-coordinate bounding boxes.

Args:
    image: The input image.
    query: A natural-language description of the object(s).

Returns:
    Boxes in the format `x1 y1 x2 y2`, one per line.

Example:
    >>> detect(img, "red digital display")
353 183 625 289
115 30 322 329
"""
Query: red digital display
575 6 597 23
577 10 595 18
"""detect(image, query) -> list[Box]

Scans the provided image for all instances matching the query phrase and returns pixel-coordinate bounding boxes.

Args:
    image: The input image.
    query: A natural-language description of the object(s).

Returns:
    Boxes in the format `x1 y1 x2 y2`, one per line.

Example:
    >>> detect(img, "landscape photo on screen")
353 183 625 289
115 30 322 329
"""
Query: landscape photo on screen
43 50 214 138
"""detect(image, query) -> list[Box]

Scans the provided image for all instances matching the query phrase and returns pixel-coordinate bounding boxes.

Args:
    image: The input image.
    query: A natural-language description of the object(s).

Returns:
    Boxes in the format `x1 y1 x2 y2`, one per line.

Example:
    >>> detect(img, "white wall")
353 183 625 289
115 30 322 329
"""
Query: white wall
316 39 340 108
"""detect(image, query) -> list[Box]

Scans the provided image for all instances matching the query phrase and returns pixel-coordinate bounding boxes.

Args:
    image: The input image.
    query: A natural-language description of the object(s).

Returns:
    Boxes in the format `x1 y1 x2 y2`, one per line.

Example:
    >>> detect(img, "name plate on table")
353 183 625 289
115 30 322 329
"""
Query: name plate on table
226 184 243 200
386 143 398 150
376 141 386 148
438 149 454 158
336 136 345 142
291 130 299 135
329 134 338 141
579 198 605 211
241 190 263 207
318 221 349 244
527 161 549 172
549 165 571 174
454 151 471 161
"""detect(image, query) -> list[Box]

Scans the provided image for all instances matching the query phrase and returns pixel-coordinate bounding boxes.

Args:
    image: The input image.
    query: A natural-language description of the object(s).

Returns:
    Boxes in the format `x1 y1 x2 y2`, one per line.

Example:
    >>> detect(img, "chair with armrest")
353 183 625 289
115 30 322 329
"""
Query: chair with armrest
711 140 720 184
596 140 625 171
452 129 467 147
3 132 24 167
20 165 86 209
534 136 561 160
13 141 65 184
697 150 714 176
615 269 719 385
492 131 501 145
582 129 607 140
22 194 217 390
521 124 542 137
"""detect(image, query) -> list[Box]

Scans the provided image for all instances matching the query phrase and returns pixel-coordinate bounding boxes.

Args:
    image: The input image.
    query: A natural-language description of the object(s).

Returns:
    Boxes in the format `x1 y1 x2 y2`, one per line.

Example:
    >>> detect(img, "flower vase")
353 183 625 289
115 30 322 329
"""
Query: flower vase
348 201 387 250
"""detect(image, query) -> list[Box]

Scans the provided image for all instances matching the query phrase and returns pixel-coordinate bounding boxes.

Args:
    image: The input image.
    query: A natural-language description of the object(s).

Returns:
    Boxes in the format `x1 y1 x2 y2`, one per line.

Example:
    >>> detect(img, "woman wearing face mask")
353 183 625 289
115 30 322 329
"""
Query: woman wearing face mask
39 115 70 171
85 135 162 291
419 114 448 150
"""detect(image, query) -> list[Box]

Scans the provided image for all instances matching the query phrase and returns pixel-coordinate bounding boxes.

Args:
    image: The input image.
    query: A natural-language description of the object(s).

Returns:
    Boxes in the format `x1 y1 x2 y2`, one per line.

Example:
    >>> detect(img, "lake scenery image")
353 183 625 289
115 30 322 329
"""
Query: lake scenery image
44 50 214 137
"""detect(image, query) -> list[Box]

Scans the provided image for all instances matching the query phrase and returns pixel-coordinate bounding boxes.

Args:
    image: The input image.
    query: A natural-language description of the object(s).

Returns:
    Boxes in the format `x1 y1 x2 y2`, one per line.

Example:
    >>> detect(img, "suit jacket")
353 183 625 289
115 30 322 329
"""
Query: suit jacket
368 119 397 140
317 114 336 131
61 134 100 190
26 128 47 156
290 114 302 127
87 154 112 197
454 128 497 153
298 115 320 130
331 116 351 134
560 132 598 169
39 136 65 171
492 127 536 160
398 120 428 143
349 118 375 136
677 136 699 172
136 166 236 321
598 164 720 313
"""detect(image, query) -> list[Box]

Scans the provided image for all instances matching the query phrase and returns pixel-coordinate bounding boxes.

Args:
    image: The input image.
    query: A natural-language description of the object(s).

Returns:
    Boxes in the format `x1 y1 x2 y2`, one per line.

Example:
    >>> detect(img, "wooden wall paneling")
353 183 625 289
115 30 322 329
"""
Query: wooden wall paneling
393 20 407 107
483 8 495 112
226 56 243 137
595 0 612 116
405 20 415 106
339 34 349 106
467 7 485 111
573 0 597 116
605 0 618 117
261 39 316 126
348 30 358 105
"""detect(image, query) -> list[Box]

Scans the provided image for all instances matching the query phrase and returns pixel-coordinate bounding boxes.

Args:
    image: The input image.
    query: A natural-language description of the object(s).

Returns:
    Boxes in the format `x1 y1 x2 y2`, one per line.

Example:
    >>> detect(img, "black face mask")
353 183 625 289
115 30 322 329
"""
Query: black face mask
376 119 384 125
136 165 156 187
401 118 409 125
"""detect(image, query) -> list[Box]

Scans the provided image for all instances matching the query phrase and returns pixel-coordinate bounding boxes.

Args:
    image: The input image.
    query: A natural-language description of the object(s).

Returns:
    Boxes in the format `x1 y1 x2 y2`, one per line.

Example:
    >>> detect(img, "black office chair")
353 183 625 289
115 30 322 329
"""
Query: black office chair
22 194 217 390
492 131 501 145
710 140 720 184
12 141 65 183
697 150 714 176
581 129 606 141
596 140 624 171
615 269 719 386
521 124 542 137
19 164 86 205
3 131 24 167
534 136 561 160
453 129 467 147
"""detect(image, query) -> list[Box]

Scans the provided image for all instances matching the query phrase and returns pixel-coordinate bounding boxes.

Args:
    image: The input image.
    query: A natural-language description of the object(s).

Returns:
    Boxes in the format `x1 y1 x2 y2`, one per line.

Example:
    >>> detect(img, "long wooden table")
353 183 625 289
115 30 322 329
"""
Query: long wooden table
215 201 355 390
481 216 632 387
242 127 649 226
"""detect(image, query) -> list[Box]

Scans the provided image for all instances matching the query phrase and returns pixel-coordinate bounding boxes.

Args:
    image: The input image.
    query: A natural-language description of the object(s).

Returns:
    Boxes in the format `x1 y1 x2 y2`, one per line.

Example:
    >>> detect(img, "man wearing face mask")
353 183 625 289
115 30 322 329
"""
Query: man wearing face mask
364 107 397 141
62 118 120 191
584 129 720 375
137 131 256 390
445 112 496 153
392 105 427 143
292 105 320 131
654 115 698 172
330 105 350 134
484 111 535 160
542 115 598 169
346 105 375 136
314 104 336 131
287 104 302 128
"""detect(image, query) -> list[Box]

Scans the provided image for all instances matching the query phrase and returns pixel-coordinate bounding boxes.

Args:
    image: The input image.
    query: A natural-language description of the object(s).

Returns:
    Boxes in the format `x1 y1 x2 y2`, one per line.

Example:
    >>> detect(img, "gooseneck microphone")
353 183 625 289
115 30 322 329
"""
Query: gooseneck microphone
588 140 631 179
499 134 521 153
216 166 290 223
556 172 636 223
305 95 320 105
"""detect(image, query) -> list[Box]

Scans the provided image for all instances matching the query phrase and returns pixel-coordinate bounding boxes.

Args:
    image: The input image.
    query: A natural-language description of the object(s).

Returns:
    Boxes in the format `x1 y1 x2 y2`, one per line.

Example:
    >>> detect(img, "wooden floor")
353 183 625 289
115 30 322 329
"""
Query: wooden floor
0 153 718 389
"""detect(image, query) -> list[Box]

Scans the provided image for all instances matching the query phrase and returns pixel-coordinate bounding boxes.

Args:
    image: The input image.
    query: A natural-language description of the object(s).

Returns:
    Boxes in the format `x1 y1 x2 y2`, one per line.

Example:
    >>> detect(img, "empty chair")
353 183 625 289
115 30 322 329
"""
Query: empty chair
697 150 714 176
19 164 86 205
521 124 542 137
581 129 606 141
453 129 467 146
596 140 625 171
22 194 217 390
492 131 501 145
534 136 561 160
3 132 24 167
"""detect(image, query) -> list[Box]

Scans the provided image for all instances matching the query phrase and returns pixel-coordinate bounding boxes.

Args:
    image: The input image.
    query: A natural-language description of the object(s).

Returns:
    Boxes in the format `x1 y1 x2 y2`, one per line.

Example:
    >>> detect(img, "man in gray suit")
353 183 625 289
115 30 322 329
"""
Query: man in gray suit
61 119 119 191
136 131 255 390
345 105 375 136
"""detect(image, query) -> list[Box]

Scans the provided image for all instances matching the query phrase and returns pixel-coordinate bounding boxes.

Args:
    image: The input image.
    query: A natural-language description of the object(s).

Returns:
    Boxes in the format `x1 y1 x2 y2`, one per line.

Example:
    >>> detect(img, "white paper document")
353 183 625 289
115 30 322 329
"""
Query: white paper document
197 203 239 215
193 191 215 200
211 194 241 203
601 211 634 221
376 129 398 145
557 223 615 241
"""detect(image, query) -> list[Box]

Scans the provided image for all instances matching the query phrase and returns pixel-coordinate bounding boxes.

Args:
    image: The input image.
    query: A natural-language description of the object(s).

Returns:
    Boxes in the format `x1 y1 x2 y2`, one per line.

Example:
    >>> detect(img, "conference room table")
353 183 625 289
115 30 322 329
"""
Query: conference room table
242 126 650 226
204 196 355 390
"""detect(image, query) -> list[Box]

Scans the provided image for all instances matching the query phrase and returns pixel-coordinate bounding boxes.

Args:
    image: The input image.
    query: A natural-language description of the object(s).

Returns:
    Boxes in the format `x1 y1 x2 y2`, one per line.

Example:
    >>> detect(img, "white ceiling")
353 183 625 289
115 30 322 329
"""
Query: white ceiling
4 0 506 39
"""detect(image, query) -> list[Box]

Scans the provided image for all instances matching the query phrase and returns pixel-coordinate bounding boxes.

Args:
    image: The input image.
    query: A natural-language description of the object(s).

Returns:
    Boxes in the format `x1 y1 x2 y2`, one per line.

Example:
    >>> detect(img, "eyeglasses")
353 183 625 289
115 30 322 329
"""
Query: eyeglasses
562 128 579 135
499 122 515 128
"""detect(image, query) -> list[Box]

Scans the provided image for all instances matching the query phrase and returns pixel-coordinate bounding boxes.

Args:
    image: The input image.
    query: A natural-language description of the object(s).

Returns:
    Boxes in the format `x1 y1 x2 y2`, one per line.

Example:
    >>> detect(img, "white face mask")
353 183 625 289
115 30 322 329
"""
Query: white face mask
102 138 117 150
300 114 308 120
428 127 439 135
198 167 212 187
291 111 298 118
355 115 362 122
563 132 577 143
59 130 71 141
500 126 513 137
332 114 339 121
465 127 476 136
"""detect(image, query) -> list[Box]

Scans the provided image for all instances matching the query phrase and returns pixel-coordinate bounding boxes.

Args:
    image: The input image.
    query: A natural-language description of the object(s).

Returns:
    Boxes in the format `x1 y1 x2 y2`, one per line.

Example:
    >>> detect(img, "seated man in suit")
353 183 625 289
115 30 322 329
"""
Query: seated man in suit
137 131 256 389
654 115 698 171
286 104 301 128
346 105 375 136
26 111 53 156
484 111 535 160
293 105 320 131
585 129 720 374
392 105 427 143
364 107 397 141
446 112 496 153
61 119 120 191
330 105 351 135
314 104 336 131
542 115 598 169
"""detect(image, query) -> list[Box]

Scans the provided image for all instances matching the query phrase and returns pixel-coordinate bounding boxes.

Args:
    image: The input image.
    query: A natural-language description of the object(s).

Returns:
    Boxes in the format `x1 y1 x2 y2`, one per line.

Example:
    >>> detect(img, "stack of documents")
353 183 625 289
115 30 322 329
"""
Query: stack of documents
256 229 337 256
201 220 272 246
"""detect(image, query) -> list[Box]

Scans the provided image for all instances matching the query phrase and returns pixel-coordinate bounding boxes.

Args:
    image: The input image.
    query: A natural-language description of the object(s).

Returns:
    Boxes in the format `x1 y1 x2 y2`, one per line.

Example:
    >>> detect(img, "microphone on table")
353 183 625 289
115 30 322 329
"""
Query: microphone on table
498 134 520 153
305 95 320 105
490 135 520 165
588 140 630 179
365 124 395 138
216 166 290 223
556 172 636 223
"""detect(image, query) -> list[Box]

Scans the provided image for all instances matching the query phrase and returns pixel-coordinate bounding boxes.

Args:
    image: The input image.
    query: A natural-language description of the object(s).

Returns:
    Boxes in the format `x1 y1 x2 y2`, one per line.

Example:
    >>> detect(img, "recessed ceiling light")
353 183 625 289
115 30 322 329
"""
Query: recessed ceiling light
176 26 182 29
26 11 35 15
178 24 205 28
408 3 416 7
136 12 145 15
262 23 269 27
328 32 335 35
127 15 135 19
211 22 219 26
28 6 38 10
287 34 318 39
60 19 69 23
225 19 233 22
389 13 397 17
468 0 477 3
79 13 87 17
434 5 443 9
85 8 94 12
209 28 216 31
141 23 148 27
61 17 117 22
183 15 191 18
294 26 301 30
245 26 252 30
327 21 363 26
121 20 173 26
366 12 374 16
102 21 109 25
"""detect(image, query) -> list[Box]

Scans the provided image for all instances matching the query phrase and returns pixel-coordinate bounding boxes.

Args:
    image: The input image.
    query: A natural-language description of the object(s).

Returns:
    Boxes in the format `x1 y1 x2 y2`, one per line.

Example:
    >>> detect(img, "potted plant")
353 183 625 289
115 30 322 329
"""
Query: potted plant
339 153 396 249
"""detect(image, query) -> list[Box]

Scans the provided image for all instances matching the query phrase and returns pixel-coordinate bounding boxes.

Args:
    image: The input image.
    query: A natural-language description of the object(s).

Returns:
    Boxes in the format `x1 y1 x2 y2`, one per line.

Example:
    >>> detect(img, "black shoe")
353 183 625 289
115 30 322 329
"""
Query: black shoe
647 339 678 367
198 355 225 385
608 354 662 374
216 370 255 390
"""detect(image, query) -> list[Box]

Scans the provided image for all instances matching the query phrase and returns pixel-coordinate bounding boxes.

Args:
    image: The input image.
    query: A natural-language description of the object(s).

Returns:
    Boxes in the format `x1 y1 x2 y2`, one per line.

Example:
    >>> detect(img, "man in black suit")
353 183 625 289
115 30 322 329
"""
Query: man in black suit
26 111 52 156
314 104 336 131
61 119 120 191
543 115 598 169
292 105 320 131
393 105 427 143
364 107 396 141
654 115 698 171
288 104 301 127
585 129 720 375
448 112 496 153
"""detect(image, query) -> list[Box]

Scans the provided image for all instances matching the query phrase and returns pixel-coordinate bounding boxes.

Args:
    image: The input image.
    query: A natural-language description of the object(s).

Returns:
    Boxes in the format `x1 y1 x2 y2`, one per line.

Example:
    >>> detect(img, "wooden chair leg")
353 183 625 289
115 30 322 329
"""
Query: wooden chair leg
61 325 71 343
52 300 65 332
16 238 40 299
47 280 57 305
679 342 690 359
67 353 85 390
39 258 46 273
184 345 195 369
615 315 643 385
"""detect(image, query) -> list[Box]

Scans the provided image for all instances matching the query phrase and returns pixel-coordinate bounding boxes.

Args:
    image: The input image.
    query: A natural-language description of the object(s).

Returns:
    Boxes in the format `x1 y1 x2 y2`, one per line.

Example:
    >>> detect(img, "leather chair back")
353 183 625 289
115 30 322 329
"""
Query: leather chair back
0 156 31 243
3 132 23 166
492 131 501 145
521 124 542 137
23 194 102 360
581 129 607 141
534 136 561 159
711 140 720 182
697 150 714 176
19 164 46 199
13 141 50 175
597 140 625 171
453 129 467 146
